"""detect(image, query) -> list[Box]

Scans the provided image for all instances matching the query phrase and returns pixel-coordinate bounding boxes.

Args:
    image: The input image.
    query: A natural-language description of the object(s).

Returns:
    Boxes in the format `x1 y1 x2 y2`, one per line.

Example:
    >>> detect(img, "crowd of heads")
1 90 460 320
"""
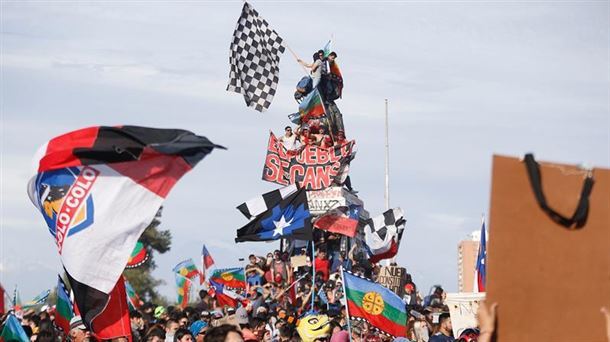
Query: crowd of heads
0 240 483 342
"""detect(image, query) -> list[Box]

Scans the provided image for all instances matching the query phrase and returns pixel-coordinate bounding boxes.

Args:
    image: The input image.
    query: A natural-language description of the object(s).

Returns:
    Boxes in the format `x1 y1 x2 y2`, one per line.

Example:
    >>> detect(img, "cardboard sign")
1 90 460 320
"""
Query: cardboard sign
262 132 354 190
486 155 610 341
290 255 308 268
306 186 365 215
377 266 407 297
445 292 485 338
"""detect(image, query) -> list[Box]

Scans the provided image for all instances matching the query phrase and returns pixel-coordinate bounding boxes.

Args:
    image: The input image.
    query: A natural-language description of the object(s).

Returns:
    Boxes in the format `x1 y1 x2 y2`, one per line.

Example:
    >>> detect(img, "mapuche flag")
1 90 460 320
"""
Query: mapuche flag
210 268 246 289
173 259 200 283
27 125 223 338
235 187 313 242
55 275 74 334
342 270 407 338
175 274 191 309
298 88 325 123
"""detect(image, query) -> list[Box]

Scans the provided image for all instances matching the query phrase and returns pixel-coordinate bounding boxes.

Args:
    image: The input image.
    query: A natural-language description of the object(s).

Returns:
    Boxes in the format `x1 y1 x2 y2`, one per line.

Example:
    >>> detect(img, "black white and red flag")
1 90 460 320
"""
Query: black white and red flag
27 126 223 339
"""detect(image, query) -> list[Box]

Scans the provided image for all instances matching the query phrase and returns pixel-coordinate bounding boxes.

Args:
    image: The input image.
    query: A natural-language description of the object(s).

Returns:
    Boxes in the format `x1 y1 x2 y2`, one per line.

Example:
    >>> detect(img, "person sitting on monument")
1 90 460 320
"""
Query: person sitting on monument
278 126 301 151
297 51 323 88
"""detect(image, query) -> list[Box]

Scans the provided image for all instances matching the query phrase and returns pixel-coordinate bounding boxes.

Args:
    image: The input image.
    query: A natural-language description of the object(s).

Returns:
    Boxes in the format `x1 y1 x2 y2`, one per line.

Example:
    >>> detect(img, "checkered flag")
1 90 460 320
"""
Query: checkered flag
227 2 285 112
236 184 297 219
363 208 406 262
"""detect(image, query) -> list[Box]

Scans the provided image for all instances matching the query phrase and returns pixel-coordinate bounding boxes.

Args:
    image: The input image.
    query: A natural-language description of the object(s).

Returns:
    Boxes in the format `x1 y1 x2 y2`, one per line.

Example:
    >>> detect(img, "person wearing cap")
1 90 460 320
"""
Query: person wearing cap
200 311 212 325
189 320 209 342
246 255 265 288
69 316 90 342
155 306 168 321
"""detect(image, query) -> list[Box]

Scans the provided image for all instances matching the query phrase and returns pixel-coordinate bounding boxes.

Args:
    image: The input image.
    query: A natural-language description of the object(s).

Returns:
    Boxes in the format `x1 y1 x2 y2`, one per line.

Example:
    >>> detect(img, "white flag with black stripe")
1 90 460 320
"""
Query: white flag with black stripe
364 208 406 263
227 2 285 112
236 184 297 219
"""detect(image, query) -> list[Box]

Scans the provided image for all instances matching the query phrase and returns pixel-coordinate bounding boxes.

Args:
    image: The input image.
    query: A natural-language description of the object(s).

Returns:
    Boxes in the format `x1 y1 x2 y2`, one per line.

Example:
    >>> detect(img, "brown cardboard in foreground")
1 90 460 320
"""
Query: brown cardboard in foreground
486 155 610 342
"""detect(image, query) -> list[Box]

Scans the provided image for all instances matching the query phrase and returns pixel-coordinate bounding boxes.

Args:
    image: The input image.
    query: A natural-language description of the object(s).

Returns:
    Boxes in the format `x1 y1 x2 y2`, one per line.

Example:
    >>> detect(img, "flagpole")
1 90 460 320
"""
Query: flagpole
284 44 309 74
311 240 316 310
385 99 395 267
384 99 390 211
339 267 353 342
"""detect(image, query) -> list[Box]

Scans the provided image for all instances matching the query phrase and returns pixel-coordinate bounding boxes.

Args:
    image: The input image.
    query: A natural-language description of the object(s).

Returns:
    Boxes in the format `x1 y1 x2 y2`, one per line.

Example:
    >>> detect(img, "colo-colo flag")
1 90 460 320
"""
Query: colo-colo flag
342 270 407 337
27 126 223 338
236 186 312 242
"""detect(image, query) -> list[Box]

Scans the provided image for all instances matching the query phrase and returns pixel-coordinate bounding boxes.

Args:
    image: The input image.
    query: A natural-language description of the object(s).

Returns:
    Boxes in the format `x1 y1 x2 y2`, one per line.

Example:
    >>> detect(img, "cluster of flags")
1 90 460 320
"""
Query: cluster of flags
170 246 249 309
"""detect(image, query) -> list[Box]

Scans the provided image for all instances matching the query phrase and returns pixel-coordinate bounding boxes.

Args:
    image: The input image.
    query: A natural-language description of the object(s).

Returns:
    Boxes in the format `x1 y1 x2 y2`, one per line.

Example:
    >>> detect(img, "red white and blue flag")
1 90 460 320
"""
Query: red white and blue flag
201 245 215 285
474 216 487 292
27 126 223 339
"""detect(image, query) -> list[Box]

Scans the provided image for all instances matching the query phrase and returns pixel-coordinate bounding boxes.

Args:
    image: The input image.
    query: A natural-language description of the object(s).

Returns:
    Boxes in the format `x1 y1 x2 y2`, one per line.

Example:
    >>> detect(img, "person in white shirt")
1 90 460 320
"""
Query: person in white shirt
278 126 301 151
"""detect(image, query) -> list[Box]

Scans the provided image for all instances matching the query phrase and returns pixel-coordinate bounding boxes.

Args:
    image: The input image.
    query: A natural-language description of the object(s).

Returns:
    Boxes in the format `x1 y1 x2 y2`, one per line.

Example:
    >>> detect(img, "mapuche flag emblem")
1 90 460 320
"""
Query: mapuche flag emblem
342 270 408 338
27 125 223 338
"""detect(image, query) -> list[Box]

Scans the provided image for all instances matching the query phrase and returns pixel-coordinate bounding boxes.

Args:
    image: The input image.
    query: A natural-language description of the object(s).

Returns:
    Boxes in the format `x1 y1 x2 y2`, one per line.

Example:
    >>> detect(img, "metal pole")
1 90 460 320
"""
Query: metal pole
311 240 316 310
384 99 390 211
340 267 353 342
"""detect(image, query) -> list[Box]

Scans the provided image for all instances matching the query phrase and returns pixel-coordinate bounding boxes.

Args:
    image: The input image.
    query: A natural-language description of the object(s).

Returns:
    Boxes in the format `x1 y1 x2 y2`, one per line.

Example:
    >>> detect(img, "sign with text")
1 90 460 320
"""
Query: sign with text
446 293 485 338
377 266 408 297
262 132 354 190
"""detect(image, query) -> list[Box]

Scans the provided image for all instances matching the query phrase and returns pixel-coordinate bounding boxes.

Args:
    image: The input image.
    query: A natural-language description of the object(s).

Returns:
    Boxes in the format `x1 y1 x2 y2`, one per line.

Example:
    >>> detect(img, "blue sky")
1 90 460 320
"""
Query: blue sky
1 1 608 301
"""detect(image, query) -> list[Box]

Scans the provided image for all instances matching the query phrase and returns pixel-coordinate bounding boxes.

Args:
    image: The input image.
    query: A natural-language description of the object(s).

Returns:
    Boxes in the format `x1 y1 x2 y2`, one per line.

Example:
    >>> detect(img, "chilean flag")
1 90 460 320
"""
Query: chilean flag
208 279 246 308
201 245 215 285
27 126 223 339
474 216 487 292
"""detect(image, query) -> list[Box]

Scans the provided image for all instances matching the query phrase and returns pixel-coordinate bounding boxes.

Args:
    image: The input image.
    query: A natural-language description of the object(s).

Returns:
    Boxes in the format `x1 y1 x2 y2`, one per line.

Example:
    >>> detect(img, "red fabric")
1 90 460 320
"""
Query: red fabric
204 255 215 269
369 240 398 264
314 258 330 281
0 283 4 314
91 277 132 341
109 147 192 198
38 127 99 172
314 214 357 237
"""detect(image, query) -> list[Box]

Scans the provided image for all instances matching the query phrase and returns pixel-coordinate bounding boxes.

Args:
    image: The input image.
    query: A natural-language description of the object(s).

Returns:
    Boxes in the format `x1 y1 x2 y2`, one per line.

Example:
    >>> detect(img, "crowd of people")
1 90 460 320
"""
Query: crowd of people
0 244 503 342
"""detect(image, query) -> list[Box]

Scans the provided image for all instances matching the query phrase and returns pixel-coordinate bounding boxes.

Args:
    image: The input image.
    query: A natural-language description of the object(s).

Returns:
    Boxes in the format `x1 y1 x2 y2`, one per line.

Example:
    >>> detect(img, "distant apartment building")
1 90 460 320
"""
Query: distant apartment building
457 231 481 292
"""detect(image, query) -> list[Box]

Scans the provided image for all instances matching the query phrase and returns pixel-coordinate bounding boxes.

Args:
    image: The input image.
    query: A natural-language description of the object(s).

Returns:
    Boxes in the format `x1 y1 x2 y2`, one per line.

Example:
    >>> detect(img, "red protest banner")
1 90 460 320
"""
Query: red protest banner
262 132 354 190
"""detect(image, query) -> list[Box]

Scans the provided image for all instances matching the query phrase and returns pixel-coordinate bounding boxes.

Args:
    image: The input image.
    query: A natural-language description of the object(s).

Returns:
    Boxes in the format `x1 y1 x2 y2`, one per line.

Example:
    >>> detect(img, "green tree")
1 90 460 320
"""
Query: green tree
123 208 171 303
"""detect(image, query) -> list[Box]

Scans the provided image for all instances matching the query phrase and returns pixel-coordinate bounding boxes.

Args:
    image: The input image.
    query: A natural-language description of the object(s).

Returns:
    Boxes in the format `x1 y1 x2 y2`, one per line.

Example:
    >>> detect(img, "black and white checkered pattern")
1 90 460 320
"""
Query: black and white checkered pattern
236 184 297 219
227 2 285 112
364 207 406 255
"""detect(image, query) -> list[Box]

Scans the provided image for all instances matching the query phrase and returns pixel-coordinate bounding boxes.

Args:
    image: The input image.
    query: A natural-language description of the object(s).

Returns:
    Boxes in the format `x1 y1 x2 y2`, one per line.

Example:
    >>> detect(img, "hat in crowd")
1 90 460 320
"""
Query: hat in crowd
227 307 236 315
190 321 208 336
201 311 211 318
69 316 86 330
154 306 166 319
404 283 415 292
235 307 249 325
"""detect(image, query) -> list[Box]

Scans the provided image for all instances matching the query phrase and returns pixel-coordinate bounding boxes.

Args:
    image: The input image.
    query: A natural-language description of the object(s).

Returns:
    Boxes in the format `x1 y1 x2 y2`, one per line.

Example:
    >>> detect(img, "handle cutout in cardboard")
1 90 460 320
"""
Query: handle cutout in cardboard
523 153 594 229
